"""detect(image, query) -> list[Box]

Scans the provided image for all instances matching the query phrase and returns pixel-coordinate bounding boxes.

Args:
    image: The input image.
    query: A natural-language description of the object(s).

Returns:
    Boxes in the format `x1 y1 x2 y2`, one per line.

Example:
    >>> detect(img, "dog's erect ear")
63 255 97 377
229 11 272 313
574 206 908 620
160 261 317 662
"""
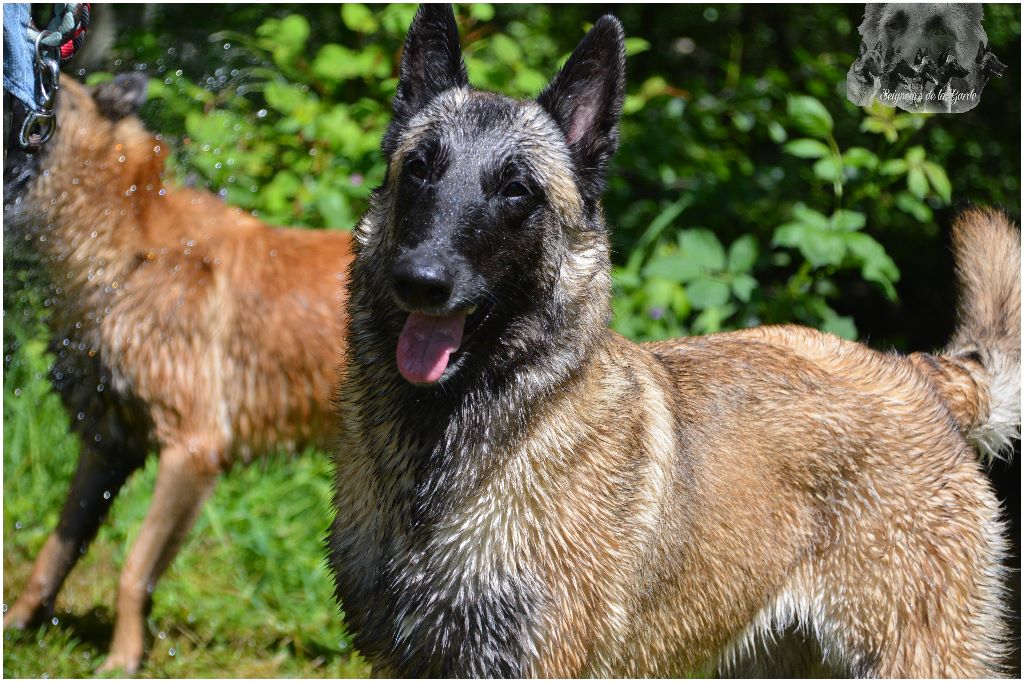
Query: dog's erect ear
857 4 885 42
537 16 625 205
382 4 468 157
92 73 149 121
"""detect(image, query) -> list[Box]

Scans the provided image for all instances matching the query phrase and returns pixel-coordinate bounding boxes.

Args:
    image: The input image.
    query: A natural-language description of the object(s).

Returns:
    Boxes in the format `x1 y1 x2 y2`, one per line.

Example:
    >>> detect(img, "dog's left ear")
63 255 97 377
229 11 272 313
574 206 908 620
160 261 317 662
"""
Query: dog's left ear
382 4 468 158
537 16 625 205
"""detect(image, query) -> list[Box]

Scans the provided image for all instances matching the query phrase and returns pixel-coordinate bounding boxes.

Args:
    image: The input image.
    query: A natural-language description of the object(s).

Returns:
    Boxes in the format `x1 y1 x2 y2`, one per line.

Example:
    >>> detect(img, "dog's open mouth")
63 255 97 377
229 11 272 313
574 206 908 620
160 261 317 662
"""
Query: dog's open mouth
395 303 489 385
396 310 465 384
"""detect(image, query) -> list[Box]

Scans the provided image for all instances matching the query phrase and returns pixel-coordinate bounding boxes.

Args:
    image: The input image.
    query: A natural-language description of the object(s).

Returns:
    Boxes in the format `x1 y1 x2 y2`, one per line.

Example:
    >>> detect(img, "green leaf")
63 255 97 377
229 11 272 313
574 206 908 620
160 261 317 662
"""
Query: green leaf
642 253 702 283
822 314 858 340
727 235 759 273
772 222 809 249
341 4 379 33
830 210 865 232
922 161 952 204
895 191 933 223
678 229 726 272
786 95 833 138
812 156 842 182
880 158 908 176
783 138 831 159
842 147 878 169
270 15 310 54
731 273 758 303
468 4 495 22
624 37 651 56
489 34 522 64
907 168 928 198
693 304 737 334
312 44 356 83
314 188 352 229
845 233 900 300
767 121 787 144
264 81 305 114
686 277 731 309
792 204 829 230
799 231 847 267
905 146 925 164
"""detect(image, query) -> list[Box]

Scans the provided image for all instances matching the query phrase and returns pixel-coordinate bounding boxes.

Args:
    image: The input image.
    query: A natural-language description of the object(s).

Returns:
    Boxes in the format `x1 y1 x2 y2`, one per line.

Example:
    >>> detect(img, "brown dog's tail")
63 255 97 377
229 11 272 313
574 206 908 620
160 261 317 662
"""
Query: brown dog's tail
942 208 1021 461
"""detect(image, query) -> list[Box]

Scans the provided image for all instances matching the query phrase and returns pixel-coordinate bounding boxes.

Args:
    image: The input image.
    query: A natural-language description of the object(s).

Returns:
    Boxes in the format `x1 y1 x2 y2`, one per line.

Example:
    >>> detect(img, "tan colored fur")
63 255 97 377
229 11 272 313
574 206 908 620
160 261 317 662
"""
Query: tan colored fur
4 79 353 673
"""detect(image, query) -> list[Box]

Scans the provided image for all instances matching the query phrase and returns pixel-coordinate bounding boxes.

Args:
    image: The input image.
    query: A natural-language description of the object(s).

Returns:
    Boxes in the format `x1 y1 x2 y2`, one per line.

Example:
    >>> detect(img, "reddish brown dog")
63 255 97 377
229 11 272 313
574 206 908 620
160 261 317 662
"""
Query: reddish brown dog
3 75 352 673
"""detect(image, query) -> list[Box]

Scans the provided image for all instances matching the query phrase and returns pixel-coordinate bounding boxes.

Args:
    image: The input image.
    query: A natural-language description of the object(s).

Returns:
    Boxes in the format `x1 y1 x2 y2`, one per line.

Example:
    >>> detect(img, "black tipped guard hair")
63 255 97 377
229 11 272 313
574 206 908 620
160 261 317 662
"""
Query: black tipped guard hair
537 16 626 207
382 3 469 158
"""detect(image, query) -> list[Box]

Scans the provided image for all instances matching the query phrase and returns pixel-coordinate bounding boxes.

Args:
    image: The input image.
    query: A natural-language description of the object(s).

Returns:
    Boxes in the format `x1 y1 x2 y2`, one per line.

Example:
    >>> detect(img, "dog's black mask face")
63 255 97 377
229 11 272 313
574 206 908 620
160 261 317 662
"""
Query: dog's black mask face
376 4 624 387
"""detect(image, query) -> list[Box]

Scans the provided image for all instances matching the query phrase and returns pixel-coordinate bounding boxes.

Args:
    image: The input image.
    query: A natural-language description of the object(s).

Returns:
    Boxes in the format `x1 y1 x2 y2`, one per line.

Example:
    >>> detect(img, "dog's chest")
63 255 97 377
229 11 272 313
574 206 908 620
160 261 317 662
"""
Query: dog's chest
336 433 547 677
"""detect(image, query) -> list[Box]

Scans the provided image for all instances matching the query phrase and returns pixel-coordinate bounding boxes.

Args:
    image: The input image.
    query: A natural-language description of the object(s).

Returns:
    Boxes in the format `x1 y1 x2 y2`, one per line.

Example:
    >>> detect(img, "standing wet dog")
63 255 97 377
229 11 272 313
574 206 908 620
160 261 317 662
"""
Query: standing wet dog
328 5 1018 677
3 75 353 673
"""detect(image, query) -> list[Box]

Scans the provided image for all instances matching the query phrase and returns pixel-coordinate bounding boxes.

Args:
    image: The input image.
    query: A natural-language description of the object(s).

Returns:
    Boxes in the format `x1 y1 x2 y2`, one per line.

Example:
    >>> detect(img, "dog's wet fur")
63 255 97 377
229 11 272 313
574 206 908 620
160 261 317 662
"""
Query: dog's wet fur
328 5 1019 677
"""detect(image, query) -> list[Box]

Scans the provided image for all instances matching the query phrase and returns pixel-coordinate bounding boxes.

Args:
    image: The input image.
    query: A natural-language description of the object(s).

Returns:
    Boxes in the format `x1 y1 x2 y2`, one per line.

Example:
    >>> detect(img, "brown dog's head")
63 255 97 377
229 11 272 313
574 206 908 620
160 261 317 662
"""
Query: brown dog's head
4 73 157 201
859 3 987 66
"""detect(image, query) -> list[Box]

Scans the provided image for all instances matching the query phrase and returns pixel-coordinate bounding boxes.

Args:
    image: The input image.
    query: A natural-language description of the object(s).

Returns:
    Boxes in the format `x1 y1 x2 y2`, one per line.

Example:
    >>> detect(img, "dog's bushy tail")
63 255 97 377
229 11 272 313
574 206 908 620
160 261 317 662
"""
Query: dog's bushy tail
944 208 1021 461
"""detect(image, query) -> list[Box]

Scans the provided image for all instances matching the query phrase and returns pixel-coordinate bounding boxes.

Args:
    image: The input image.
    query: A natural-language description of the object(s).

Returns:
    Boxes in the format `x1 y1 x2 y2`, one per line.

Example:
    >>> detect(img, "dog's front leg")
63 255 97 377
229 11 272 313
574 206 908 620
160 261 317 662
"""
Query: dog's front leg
98 442 220 674
4 445 143 630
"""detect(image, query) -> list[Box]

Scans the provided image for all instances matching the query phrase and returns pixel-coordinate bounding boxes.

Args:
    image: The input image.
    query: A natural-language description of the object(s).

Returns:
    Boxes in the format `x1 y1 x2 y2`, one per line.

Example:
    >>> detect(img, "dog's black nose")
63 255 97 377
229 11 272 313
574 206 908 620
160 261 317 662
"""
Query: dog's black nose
392 256 455 309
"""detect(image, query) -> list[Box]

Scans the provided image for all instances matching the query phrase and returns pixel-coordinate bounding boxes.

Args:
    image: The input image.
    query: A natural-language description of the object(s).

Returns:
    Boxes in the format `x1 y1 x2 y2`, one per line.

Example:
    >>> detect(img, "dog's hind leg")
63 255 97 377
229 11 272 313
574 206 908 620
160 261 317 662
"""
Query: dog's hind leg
3 445 144 630
98 441 220 674
814 459 1009 677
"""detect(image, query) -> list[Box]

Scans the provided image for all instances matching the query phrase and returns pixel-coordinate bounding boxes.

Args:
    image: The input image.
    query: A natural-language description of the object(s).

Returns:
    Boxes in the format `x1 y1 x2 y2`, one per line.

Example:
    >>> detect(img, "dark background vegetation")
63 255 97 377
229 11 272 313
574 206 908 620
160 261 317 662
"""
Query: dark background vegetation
4 3 1020 677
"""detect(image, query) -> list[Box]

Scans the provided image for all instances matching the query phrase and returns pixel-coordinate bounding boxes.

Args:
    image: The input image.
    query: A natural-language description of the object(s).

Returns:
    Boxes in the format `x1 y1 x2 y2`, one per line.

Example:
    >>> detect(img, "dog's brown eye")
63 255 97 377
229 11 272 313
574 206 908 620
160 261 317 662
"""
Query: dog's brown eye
407 158 428 181
502 181 530 199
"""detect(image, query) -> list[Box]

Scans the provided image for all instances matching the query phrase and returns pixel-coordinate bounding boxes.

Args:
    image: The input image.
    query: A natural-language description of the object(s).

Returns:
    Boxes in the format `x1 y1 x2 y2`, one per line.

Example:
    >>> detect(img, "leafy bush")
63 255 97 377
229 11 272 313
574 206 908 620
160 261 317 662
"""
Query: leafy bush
101 3 1019 347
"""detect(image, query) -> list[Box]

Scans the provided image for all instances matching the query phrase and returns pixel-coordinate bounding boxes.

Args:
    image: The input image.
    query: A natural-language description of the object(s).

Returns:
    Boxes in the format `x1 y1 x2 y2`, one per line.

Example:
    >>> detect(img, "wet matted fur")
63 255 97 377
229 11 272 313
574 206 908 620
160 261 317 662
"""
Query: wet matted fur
328 5 1019 677
3 76 353 673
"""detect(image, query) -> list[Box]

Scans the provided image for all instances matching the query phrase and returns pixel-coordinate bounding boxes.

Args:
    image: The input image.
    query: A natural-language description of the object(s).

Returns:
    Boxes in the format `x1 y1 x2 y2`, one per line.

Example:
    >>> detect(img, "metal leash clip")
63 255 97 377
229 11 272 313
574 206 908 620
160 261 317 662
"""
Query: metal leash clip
19 29 61 149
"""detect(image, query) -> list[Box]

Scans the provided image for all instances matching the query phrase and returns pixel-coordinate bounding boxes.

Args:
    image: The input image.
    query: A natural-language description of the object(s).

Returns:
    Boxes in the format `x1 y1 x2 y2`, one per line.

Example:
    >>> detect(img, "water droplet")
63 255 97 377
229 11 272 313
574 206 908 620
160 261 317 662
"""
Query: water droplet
168 647 176 657
13 388 21 397
158 631 166 640
223 42 231 50
97 384 105 392
14 521 22 530
51 617 59 625
256 109 268 119
118 155 126 163
103 491 111 500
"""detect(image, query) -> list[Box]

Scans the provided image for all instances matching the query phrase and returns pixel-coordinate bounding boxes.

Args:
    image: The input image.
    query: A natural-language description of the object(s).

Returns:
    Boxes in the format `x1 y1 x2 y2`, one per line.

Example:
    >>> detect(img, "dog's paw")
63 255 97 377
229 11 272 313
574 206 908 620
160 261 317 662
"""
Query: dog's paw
97 649 143 676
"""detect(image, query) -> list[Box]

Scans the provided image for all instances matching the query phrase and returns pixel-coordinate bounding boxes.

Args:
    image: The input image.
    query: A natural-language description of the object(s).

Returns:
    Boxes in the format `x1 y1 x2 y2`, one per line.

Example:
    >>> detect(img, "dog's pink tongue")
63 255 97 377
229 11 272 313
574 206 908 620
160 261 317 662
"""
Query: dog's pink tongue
396 312 466 384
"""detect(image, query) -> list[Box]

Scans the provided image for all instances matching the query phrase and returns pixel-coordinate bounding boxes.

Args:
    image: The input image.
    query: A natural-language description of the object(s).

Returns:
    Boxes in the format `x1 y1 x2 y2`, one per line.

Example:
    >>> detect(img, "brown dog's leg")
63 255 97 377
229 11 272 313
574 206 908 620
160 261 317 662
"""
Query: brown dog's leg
4 446 143 629
98 444 219 674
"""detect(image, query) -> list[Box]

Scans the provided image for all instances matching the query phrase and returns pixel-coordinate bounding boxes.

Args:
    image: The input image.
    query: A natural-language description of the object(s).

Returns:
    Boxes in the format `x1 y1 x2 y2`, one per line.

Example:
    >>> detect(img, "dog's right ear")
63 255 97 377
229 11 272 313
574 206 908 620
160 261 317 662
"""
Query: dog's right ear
857 3 886 42
92 73 149 121
382 4 468 158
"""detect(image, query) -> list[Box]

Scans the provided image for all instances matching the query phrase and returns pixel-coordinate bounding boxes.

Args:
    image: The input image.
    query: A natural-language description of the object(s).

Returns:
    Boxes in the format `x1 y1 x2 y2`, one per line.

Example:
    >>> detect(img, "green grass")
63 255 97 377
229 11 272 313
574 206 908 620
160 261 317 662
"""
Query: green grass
3 337 370 678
